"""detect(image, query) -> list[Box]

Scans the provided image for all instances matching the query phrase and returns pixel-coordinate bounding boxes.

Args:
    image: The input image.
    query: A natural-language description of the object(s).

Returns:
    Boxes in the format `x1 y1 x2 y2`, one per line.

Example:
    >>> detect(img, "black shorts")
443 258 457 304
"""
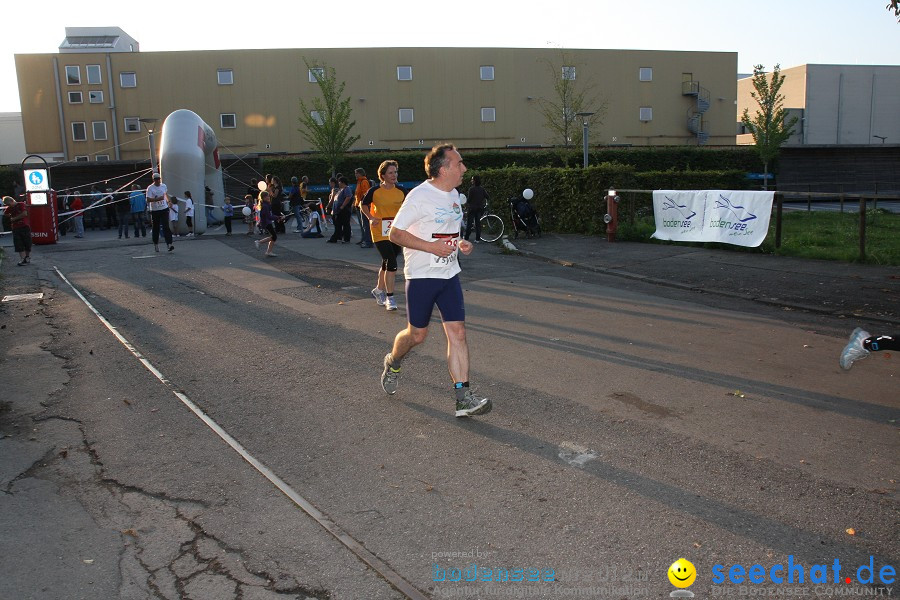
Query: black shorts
13 227 32 253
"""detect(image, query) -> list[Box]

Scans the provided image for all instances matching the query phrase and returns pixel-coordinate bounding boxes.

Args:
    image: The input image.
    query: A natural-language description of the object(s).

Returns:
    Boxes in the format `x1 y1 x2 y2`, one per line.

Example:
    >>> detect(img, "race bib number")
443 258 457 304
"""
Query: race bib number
430 234 459 270
381 218 393 237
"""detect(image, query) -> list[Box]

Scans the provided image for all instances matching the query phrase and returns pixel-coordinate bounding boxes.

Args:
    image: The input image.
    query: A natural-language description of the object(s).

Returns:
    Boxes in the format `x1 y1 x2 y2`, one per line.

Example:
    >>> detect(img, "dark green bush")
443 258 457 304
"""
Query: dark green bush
262 146 760 186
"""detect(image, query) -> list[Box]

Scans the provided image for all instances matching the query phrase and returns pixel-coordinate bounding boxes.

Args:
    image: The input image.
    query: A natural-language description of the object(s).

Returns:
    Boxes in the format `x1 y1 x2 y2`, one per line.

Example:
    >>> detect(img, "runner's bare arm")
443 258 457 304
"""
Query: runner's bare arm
389 227 454 257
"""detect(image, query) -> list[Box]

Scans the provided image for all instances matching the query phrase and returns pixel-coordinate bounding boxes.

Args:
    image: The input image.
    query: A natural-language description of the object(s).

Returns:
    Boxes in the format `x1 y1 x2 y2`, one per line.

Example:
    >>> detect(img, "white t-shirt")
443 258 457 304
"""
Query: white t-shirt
390 181 463 280
169 198 179 221
184 197 194 217
147 183 168 212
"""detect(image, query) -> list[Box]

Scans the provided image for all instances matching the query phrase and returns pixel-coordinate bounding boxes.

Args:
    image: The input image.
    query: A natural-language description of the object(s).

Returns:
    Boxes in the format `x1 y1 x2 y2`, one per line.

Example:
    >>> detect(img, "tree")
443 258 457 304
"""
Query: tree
534 52 606 149
889 0 900 21
297 59 360 177
740 64 798 191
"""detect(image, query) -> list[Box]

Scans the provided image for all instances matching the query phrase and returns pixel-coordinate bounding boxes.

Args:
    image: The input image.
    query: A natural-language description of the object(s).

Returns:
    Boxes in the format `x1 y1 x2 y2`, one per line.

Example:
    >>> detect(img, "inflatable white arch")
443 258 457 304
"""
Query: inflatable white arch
159 109 225 235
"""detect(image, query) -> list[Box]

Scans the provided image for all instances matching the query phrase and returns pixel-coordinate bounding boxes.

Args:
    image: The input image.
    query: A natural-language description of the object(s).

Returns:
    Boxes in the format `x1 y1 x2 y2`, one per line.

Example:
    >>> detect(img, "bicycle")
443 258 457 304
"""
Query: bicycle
475 201 504 243
296 199 330 233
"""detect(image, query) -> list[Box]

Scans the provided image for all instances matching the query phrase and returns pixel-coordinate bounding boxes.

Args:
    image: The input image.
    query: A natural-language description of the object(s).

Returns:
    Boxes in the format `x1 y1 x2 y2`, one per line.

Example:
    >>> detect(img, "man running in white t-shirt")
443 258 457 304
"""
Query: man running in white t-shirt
380 143 491 418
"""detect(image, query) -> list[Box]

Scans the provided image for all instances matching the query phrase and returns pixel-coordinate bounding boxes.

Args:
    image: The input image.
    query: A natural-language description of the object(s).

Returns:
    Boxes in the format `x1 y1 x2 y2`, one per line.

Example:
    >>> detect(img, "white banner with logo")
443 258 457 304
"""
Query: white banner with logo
651 190 775 247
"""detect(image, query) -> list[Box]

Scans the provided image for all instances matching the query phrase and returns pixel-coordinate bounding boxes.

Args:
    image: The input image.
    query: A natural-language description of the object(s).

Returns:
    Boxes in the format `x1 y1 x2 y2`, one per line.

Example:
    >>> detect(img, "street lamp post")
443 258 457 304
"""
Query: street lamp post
139 118 160 174
575 112 594 168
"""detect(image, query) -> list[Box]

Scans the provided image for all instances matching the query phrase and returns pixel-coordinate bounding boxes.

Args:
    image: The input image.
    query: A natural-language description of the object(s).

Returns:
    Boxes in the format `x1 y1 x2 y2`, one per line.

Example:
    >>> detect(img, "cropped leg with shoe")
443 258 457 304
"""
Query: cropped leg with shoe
840 328 898 370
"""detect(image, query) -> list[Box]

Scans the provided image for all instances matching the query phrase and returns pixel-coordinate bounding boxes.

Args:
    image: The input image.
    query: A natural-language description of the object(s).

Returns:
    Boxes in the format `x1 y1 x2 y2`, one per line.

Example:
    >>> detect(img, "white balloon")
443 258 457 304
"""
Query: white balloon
257 181 267 191
459 193 467 205
523 188 534 200
242 206 252 217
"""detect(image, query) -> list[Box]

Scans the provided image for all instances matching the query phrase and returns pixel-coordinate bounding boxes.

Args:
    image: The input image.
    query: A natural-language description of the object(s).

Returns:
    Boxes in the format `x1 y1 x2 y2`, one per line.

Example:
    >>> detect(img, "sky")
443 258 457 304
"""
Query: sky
2 0 898 113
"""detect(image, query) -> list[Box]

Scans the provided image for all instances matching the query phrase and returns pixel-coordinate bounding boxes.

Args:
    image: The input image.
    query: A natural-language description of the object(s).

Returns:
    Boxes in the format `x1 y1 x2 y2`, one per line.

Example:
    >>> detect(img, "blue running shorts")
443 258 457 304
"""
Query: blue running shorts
405 275 465 329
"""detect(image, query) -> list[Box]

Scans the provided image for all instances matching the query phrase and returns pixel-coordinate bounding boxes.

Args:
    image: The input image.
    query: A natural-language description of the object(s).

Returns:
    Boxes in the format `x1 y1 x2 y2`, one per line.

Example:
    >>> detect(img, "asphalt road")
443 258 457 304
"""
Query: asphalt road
1 229 897 600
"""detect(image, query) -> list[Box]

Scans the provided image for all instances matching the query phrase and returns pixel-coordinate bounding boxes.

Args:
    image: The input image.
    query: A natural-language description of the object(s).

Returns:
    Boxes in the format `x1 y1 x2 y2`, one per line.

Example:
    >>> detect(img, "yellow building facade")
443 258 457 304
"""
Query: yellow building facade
16 37 738 162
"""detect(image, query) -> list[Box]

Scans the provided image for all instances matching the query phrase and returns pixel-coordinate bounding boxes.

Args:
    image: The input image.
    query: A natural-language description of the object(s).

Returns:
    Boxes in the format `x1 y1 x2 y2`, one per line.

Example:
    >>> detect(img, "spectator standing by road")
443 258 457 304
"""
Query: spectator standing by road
269 176 285 234
327 176 354 243
3 195 32 266
354 168 372 247
147 173 174 252
69 192 85 238
183 191 195 236
222 197 234 235
464 175 488 242
379 144 491 418
129 184 147 238
244 194 256 235
115 189 131 239
205 186 222 227
289 176 304 232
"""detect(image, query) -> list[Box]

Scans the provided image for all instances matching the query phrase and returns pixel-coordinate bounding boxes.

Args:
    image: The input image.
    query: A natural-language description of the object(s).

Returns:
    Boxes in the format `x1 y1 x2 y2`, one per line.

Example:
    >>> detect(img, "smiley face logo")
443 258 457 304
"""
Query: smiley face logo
668 558 697 588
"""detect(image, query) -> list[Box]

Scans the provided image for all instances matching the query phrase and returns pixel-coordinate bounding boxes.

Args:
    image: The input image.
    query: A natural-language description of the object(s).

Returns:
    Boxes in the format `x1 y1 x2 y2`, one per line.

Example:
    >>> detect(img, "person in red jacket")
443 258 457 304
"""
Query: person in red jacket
69 192 85 238
3 195 32 265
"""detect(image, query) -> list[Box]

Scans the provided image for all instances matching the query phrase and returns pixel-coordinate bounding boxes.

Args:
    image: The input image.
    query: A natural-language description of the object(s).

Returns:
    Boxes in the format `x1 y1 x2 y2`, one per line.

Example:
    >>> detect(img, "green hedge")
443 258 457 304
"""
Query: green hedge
262 146 761 185
469 164 752 235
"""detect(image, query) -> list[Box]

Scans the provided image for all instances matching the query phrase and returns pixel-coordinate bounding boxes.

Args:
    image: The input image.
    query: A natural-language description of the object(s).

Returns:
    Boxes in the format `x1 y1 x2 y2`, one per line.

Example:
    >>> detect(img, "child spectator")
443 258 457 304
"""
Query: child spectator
222 197 234 235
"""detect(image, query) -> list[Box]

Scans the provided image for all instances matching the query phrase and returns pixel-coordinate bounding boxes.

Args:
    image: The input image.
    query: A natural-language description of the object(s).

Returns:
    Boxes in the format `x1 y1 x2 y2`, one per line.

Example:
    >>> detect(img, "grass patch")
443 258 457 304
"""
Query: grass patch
616 209 900 266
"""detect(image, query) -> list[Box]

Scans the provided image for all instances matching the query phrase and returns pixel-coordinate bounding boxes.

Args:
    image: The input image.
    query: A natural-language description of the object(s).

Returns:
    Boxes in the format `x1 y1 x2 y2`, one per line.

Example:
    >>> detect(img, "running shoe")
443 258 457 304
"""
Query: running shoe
265 252 278 257
385 296 398 311
381 353 400 395
254 240 261 250
371 288 386 306
840 327 871 370
455 390 492 418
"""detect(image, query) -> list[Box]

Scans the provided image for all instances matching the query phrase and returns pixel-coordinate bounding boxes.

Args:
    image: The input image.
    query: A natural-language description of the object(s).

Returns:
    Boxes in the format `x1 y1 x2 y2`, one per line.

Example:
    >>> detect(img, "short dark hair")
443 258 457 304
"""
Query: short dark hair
424 143 456 178
472 175 481 186
377 160 399 182
338 176 349 185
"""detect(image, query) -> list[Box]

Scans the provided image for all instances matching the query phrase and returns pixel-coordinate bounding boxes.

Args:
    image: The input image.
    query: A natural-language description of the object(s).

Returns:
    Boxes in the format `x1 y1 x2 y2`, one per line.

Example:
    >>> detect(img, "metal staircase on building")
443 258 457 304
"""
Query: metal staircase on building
683 81 710 145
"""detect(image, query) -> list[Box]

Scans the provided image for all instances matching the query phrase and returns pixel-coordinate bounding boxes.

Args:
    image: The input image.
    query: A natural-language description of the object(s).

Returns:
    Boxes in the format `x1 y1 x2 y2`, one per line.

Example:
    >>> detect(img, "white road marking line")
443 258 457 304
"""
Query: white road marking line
52 265 429 600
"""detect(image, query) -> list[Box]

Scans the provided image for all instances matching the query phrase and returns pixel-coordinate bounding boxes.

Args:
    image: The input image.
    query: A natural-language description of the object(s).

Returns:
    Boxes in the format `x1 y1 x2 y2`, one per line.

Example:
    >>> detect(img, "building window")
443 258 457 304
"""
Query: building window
68 91 83 104
310 111 323 125
124 117 141 133
398 108 414 124
120 72 137 88
89 90 103 104
220 113 237 128
95 155 110 162
480 66 495 81
217 69 233 85
72 122 87 142
87 64 102 85
481 107 496 122
397 66 413 81
308 67 324 83
639 107 653 122
639 67 653 82
92 121 108 141
65 66 81 85
562 66 576 80
75 155 90 162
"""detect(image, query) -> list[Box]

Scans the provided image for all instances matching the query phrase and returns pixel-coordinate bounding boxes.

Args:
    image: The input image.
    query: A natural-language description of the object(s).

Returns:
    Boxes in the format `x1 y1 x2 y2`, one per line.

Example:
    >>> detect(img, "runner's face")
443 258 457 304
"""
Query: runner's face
383 166 398 185
443 150 467 186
